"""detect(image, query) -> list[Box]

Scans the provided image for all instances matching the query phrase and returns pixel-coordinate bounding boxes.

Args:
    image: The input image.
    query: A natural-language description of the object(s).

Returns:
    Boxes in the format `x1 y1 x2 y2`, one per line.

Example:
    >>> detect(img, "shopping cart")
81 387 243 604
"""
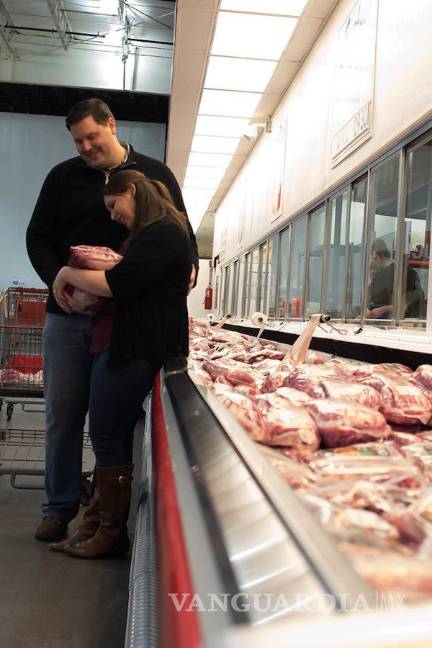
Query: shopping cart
0 428 95 490
0 288 95 496
0 287 46 420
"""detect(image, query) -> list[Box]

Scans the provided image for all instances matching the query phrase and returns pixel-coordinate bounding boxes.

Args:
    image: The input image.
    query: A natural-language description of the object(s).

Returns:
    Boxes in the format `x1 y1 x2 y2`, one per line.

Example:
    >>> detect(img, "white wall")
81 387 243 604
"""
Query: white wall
187 259 211 320
214 0 432 262
0 112 166 290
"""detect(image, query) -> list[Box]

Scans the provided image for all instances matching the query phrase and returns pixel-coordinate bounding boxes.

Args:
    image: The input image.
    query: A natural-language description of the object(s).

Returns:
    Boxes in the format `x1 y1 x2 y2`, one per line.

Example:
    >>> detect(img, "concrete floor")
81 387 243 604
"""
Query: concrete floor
0 400 130 648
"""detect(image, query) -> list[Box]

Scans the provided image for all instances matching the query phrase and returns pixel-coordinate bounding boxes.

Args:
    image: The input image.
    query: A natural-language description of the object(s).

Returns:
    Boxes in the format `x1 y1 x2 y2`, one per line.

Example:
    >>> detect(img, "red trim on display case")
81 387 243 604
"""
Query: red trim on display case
152 373 202 648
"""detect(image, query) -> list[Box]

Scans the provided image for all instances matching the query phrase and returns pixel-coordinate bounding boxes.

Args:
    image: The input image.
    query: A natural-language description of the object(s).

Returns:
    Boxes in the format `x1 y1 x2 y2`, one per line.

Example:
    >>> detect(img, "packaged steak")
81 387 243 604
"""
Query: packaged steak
356 373 432 426
255 387 311 411
309 453 423 490
258 445 316 490
413 364 432 390
302 495 399 547
305 399 390 447
212 384 264 438
67 245 123 314
320 378 383 409
339 542 432 600
256 405 321 452
261 371 292 393
353 363 413 378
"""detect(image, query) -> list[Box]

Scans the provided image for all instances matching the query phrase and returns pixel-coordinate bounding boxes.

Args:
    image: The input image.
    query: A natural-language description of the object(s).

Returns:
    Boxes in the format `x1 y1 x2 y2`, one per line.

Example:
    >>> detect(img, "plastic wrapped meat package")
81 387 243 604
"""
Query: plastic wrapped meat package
339 542 432 600
67 245 123 315
319 378 383 409
305 399 391 447
355 373 432 426
308 452 424 490
212 384 320 453
257 445 316 490
413 364 432 390
302 494 401 548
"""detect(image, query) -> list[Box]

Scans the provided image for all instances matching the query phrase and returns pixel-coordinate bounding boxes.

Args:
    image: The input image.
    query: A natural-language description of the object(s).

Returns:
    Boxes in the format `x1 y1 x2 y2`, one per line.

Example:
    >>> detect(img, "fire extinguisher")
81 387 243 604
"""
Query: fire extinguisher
204 284 213 310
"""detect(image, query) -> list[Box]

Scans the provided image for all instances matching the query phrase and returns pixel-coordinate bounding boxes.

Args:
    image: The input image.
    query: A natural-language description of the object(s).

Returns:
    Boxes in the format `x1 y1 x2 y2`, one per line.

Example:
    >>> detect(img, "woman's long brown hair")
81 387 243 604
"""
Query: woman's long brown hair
104 169 188 238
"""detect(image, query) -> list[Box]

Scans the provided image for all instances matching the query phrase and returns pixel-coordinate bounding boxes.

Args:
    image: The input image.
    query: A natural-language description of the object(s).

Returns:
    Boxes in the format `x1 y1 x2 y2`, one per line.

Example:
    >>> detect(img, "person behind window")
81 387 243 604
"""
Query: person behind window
366 238 422 319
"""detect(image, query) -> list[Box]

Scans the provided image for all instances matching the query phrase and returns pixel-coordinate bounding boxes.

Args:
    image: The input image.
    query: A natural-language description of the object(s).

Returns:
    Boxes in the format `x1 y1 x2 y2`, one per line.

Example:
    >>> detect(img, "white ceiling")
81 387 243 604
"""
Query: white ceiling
166 0 340 256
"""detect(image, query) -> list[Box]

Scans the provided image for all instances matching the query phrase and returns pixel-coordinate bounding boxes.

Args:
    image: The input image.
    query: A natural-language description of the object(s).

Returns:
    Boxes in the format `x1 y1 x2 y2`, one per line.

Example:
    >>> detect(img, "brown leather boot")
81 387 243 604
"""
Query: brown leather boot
65 465 133 559
48 493 100 553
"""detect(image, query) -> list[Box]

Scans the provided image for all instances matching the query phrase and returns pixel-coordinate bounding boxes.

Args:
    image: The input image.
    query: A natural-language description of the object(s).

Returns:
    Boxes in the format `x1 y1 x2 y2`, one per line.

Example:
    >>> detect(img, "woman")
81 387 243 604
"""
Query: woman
49 169 192 558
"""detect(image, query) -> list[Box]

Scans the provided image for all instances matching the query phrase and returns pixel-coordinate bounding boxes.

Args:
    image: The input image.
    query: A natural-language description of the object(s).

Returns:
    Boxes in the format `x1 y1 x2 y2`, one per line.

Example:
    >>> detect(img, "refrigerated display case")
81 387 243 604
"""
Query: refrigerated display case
125 347 432 648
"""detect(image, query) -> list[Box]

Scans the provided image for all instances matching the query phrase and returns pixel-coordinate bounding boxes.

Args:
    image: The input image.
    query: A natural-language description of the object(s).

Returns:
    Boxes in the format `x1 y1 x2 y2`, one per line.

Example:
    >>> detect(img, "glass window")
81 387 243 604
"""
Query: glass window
277 228 289 319
231 260 240 316
267 236 279 318
222 266 230 315
258 242 268 312
288 215 307 318
325 192 349 318
366 156 400 321
305 205 326 316
249 248 260 314
347 177 367 319
403 141 431 321
242 252 251 317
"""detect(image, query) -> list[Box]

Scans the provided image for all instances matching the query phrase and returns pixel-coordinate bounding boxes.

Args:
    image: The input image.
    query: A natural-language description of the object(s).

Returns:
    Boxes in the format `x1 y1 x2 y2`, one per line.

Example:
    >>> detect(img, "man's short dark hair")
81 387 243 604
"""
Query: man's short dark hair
65 98 115 130
372 238 391 259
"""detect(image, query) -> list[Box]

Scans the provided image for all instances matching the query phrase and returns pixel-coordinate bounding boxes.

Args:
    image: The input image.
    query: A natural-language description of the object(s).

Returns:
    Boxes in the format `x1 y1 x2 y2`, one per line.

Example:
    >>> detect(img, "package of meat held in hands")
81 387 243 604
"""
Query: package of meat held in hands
66 245 123 315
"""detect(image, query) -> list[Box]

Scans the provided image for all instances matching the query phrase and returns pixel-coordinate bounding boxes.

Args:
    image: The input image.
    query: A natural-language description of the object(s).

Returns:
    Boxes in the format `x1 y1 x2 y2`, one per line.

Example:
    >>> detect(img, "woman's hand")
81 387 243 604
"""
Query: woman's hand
52 267 73 313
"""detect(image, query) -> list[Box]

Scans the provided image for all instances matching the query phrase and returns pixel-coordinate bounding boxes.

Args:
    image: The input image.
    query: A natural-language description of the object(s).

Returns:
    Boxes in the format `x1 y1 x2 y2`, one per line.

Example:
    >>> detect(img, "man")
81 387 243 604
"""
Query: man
366 238 422 319
27 98 198 541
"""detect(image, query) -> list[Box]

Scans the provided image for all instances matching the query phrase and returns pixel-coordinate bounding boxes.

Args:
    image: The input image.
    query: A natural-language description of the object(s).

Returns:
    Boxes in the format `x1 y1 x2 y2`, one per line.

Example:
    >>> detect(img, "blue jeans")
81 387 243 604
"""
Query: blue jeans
43 313 93 521
42 313 158 521
89 350 158 467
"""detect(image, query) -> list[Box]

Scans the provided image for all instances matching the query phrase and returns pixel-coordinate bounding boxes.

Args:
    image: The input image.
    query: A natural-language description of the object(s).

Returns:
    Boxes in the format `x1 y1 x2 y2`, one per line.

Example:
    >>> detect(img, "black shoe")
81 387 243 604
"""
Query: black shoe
35 516 68 542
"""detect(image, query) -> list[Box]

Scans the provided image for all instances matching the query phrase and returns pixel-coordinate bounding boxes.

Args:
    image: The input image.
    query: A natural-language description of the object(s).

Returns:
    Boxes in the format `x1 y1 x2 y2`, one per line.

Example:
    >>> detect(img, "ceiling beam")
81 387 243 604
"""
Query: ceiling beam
46 0 72 50
0 0 16 56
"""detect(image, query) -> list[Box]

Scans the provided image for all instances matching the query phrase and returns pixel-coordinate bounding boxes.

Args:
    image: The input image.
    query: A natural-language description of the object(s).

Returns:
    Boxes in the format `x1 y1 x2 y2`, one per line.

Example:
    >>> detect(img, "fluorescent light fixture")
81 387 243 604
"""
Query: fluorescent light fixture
185 166 227 180
212 12 298 60
183 177 220 190
188 151 232 168
219 0 309 17
204 56 277 92
191 135 240 154
198 89 262 118
195 115 250 137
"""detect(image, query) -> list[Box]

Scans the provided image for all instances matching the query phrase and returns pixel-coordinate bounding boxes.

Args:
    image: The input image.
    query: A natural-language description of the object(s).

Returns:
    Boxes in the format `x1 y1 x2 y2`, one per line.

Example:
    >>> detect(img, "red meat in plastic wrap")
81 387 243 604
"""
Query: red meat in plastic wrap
245 349 286 364
353 363 413 379
259 386 311 408
225 366 263 391
212 385 264 438
309 453 423 490
201 359 231 381
320 378 383 410
303 495 399 547
288 364 348 399
256 405 320 452
357 373 432 426
413 364 432 390
187 360 214 387
304 350 328 365
339 542 432 599
261 371 292 393
305 399 390 448
67 245 123 314
258 445 316 490
69 245 123 270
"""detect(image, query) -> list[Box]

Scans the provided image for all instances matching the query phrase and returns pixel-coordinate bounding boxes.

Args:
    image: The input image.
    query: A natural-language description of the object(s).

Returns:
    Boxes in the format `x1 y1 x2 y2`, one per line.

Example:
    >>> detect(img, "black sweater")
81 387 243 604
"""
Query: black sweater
105 216 191 367
26 146 199 314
